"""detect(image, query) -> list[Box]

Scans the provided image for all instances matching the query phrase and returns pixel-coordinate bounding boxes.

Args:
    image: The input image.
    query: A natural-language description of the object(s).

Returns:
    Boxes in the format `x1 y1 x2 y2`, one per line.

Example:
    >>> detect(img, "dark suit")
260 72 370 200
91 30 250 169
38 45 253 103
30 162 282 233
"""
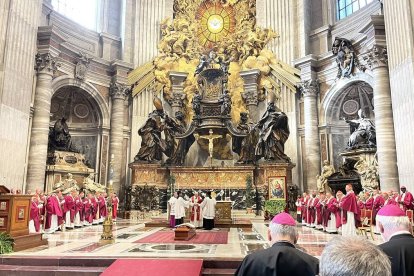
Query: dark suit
379 233 414 276
235 242 319 276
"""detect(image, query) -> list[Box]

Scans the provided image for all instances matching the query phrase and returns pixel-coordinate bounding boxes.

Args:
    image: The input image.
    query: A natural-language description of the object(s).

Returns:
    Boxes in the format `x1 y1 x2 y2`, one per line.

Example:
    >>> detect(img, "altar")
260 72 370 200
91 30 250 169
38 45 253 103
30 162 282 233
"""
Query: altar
216 201 232 224
129 162 294 211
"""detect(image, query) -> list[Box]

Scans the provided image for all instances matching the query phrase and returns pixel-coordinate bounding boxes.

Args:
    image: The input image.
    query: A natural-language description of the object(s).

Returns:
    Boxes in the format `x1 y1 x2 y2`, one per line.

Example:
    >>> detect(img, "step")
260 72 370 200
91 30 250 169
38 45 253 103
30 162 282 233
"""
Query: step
0 264 104 276
202 268 236 276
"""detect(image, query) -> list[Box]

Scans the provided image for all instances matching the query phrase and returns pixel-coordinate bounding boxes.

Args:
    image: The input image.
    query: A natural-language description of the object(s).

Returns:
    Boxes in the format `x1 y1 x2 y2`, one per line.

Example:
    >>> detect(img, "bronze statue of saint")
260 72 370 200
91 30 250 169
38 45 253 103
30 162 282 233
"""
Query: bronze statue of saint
192 91 202 117
48 117 76 152
134 110 166 163
233 112 258 164
219 90 231 116
164 111 195 165
255 102 290 162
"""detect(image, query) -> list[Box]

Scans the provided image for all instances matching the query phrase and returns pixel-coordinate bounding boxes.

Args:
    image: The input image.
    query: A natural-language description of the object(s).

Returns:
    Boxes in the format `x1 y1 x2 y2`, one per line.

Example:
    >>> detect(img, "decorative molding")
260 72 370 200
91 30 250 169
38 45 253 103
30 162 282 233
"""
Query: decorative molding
299 79 319 97
35 53 60 75
362 45 388 70
331 37 360 78
74 52 92 81
109 77 130 100
241 89 259 106
240 69 261 106
169 92 186 109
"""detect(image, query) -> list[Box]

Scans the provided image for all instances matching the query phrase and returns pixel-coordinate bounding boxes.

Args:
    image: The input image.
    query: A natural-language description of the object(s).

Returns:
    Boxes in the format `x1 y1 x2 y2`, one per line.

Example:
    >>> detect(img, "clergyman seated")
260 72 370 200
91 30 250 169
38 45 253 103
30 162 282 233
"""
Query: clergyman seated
235 212 319 276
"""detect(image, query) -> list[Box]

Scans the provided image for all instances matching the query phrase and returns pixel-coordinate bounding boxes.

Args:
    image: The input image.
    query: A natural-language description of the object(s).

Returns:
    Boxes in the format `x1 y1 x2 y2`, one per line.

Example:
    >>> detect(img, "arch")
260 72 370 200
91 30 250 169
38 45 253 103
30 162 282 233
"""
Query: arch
320 73 374 125
52 76 110 129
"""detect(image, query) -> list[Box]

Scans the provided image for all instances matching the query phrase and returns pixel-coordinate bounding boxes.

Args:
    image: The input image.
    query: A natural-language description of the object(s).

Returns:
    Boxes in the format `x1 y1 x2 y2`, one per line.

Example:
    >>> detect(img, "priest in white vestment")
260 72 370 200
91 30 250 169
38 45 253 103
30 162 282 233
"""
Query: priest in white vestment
200 191 217 230
175 191 189 226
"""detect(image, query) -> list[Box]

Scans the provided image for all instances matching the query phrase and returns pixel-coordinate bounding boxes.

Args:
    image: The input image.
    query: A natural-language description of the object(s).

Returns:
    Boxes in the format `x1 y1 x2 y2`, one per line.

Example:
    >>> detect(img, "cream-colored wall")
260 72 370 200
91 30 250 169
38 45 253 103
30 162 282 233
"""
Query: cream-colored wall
0 0 42 190
256 0 303 64
383 0 414 190
123 0 172 67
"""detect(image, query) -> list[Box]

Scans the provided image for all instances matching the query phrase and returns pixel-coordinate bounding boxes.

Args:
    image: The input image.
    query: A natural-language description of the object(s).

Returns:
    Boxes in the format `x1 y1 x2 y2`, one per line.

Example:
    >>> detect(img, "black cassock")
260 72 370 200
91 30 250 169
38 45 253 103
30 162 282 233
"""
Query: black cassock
235 242 319 276
379 233 414 276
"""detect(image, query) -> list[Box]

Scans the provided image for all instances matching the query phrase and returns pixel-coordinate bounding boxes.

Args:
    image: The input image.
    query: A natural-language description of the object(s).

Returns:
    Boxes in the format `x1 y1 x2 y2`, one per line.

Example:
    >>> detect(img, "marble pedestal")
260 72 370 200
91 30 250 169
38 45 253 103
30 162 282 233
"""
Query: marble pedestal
340 149 378 192
45 151 94 192
258 162 295 204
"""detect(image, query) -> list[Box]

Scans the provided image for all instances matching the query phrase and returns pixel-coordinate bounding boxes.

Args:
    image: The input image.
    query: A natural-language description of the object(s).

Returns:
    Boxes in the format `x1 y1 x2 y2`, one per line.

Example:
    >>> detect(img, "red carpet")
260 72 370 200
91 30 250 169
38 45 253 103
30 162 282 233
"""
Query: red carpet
101 259 203 276
135 231 228 244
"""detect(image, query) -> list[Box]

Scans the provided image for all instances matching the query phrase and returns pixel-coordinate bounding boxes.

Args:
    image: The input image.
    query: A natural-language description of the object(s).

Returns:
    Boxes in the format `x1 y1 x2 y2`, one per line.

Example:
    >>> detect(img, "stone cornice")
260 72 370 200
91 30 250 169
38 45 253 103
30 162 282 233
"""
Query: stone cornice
362 45 388 70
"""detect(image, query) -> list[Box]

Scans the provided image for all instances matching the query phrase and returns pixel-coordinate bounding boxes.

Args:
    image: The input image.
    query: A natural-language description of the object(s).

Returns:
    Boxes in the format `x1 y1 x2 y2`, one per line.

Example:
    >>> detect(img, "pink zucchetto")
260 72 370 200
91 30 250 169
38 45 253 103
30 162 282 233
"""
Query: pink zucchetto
377 204 406 217
271 212 296 226
400 186 406 189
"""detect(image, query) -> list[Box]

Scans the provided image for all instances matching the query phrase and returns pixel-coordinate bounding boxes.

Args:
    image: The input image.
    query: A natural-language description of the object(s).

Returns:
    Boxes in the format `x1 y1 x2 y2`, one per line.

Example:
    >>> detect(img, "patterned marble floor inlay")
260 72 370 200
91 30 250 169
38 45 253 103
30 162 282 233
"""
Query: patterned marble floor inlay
241 243 270 255
8 218 383 259
128 244 216 254
239 233 265 241
67 242 112 253
116 233 139 239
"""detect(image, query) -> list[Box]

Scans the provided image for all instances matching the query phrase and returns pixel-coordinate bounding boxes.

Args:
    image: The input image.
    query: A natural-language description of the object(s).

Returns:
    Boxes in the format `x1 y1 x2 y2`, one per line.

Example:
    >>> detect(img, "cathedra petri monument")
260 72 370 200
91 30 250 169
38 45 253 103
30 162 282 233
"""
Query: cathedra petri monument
128 0 300 217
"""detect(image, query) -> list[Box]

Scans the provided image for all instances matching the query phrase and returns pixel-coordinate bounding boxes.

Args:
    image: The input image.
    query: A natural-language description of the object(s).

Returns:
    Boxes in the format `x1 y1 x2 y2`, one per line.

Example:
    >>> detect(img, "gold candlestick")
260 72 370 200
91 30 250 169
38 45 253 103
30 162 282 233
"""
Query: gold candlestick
100 155 115 244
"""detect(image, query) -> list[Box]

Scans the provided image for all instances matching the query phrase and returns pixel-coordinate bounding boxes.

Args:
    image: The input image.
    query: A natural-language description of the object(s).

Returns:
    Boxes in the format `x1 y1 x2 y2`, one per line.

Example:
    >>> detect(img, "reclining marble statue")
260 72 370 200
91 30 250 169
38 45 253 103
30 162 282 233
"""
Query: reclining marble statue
52 173 80 194
83 173 106 193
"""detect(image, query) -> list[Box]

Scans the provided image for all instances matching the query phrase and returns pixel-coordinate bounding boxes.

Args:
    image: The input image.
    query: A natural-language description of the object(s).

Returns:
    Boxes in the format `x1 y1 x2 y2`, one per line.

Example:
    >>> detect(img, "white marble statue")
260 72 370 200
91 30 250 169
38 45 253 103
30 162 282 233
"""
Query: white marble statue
354 156 379 192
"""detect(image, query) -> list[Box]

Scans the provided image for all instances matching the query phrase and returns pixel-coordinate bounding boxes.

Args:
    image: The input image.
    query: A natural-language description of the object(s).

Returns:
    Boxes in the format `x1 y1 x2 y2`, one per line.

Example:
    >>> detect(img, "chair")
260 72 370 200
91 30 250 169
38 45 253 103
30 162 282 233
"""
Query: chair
406 210 413 234
358 208 374 240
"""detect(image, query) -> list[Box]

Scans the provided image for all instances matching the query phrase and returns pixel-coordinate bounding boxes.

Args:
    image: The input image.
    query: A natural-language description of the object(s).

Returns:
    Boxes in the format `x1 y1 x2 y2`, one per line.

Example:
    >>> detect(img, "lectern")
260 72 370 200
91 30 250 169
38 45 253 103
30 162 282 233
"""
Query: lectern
0 186 47 251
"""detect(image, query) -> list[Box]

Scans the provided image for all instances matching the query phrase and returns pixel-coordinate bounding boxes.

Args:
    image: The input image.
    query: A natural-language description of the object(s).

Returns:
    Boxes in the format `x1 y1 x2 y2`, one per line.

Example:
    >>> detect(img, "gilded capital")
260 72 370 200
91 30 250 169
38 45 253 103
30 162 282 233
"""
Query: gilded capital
110 78 130 100
300 79 319 97
34 53 60 75
363 45 388 70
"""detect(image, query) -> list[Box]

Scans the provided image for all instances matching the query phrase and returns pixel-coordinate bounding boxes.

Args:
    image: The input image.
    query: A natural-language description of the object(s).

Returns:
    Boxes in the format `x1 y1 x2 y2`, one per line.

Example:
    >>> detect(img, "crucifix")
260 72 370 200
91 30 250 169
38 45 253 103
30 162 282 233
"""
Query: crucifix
196 129 222 166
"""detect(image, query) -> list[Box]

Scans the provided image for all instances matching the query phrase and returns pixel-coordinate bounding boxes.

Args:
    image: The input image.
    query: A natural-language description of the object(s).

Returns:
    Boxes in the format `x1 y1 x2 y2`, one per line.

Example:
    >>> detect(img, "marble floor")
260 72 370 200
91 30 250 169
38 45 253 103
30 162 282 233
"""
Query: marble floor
10 217 383 259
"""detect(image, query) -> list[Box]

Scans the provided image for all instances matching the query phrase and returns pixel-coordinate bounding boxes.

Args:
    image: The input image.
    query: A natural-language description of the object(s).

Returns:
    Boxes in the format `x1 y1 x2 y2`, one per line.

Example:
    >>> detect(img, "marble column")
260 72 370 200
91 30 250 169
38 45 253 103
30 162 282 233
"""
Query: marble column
26 53 60 192
300 79 321 191
363 45 399 191
382 0 414 190
240 69 261 123
109 79 129 194
168 71 188 116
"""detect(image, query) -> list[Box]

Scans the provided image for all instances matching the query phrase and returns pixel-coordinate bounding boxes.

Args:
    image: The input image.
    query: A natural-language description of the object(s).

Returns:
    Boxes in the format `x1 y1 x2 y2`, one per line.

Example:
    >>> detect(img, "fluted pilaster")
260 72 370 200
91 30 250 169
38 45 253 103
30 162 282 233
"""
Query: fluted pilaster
363 45 399 191
26 53 60 191
300 79 321 191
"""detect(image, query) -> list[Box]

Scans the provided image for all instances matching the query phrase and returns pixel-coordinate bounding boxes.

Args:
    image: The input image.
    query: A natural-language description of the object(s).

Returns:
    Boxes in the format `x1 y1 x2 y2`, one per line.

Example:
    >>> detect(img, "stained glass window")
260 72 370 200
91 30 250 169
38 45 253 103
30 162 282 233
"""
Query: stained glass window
196 1 236 48
51 0 98 31
337 0 374 20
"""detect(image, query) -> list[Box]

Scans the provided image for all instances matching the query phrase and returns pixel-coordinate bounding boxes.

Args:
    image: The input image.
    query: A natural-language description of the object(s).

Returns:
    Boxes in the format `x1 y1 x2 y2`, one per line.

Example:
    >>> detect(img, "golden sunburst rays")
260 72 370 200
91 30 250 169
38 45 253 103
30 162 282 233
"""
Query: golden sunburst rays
196 1 236 48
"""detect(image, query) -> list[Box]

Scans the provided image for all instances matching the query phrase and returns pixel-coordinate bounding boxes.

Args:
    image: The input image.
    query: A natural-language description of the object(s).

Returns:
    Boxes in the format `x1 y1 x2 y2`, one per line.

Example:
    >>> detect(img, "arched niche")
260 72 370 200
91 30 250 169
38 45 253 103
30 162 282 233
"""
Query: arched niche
320 75 375 170
50 77 110 183
52 76 110 128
